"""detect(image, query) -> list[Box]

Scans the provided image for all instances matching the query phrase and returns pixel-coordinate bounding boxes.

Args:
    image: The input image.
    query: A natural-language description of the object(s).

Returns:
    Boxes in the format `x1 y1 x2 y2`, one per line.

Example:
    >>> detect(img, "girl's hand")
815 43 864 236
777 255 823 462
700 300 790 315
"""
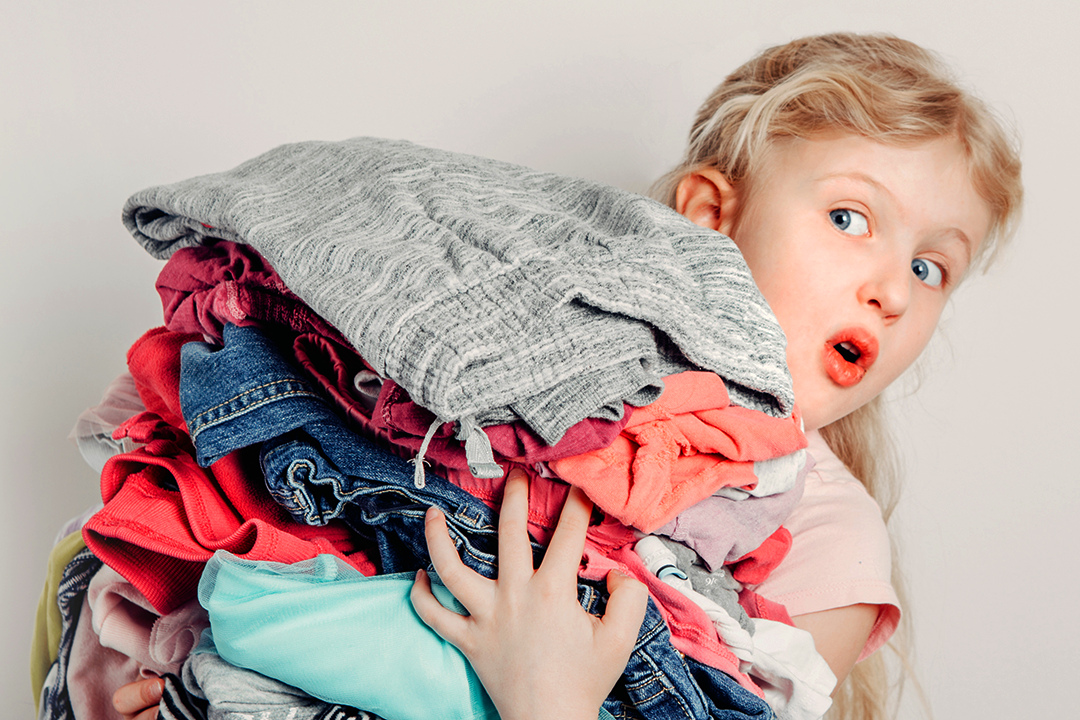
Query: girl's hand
112 676 163 720
411 469 648 720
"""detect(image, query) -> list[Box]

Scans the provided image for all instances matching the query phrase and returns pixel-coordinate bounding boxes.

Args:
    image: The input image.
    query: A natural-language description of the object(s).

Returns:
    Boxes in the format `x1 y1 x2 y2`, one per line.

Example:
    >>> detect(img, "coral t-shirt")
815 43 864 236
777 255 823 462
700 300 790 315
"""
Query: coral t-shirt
750 430 900 661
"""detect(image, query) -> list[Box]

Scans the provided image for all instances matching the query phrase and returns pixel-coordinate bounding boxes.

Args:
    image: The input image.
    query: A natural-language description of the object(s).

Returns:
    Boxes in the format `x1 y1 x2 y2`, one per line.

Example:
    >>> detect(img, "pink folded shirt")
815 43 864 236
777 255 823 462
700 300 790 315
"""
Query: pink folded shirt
550 371 806 533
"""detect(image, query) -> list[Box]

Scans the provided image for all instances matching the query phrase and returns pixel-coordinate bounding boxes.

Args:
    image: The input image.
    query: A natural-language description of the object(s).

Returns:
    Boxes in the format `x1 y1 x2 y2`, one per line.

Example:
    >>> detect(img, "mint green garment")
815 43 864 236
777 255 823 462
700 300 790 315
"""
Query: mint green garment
199 551 497 720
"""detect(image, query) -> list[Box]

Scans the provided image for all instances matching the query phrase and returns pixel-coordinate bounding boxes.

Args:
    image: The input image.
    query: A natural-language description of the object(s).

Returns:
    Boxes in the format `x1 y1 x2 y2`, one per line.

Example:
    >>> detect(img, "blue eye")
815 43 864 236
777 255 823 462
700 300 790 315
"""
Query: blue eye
829 209 869 236
912 258 945 287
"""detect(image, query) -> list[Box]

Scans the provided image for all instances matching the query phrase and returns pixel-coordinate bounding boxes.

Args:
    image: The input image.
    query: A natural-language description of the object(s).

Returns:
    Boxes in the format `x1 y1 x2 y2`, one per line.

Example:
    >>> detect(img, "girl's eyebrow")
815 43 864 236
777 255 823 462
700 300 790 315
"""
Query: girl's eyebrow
815 171 892 200
940 228 974 270
817 172 976 267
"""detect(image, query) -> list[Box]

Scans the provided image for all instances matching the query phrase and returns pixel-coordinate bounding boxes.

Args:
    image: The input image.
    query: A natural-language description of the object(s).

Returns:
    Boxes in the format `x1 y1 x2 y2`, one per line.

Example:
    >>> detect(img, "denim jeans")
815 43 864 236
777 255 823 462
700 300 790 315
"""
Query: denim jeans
180 323 506 575
179 324 773 720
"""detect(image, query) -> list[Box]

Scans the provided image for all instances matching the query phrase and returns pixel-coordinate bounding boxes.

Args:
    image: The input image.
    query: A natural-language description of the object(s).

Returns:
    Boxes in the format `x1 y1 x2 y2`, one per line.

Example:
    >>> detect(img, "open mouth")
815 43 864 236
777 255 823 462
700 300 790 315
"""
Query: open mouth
823 329 878 387
834 341 862 364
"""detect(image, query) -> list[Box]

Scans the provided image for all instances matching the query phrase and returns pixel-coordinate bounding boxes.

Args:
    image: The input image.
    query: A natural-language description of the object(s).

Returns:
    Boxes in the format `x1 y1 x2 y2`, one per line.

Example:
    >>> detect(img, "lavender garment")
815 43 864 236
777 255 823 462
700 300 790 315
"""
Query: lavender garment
66 595 145 720
87 564 210 676
655 455 811 572
125 137 793 444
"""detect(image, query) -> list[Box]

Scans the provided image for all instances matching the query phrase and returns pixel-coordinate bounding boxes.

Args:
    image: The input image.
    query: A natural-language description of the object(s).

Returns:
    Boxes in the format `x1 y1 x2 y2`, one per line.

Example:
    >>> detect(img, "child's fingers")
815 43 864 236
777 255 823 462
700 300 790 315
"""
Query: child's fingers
540 485 593 586
424 506 490 612
496 469 534 585
410 568 474 652
112 676 163 719
600 570 649 649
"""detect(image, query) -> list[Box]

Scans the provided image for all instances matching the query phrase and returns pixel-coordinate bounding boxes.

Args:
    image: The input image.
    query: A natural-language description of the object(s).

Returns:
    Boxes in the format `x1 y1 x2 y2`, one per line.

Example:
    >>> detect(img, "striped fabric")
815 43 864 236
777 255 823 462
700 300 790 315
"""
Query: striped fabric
157 673 207 720
158 670 383 720
38 547 103 720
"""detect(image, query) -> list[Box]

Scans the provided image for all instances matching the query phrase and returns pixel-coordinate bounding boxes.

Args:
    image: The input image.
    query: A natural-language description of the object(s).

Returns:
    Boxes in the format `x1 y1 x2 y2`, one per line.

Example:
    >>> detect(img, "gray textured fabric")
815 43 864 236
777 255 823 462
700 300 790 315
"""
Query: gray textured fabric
124 138 792 443
659 537 754 635
184 649 383 720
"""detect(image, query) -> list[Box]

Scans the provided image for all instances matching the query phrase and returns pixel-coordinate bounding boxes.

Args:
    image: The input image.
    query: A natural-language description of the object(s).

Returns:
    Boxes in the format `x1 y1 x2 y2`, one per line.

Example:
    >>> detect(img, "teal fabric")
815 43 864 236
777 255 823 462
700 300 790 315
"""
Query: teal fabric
198 551 497 720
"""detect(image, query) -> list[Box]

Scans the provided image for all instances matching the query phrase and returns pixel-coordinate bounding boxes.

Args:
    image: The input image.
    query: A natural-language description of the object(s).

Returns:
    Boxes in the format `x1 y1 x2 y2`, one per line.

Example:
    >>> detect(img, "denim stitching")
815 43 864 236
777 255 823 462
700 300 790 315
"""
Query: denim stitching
188 380 319 436
283 458 369 525
190 378 307 419
621 608 699 720
190 388 322 437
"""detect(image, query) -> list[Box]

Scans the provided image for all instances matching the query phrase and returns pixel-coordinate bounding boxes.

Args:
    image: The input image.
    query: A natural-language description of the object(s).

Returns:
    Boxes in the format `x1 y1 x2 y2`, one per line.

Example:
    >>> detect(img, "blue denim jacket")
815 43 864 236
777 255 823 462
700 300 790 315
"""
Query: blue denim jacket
179 323 773 720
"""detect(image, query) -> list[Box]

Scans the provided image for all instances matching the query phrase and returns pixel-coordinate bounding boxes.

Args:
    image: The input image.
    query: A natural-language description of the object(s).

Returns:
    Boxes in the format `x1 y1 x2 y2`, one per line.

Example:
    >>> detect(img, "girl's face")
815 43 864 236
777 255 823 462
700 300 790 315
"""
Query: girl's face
682 135 993 431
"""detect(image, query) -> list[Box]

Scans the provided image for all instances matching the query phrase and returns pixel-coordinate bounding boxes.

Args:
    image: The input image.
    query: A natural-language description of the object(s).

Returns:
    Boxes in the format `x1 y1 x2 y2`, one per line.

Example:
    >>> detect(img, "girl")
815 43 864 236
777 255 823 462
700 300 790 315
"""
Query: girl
114 32 1022 720
414 32 1021 720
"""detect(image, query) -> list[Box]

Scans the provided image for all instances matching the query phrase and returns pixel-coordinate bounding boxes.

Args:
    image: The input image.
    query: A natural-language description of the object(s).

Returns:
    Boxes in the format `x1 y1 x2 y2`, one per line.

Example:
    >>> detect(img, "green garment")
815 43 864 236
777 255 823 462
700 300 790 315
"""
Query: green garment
30 531 88 709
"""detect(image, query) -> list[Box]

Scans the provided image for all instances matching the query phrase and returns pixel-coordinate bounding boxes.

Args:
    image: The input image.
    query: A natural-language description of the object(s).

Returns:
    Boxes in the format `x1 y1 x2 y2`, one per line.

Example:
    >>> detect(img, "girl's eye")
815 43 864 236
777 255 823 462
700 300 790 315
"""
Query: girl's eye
911 258 945 288
829 208 869 236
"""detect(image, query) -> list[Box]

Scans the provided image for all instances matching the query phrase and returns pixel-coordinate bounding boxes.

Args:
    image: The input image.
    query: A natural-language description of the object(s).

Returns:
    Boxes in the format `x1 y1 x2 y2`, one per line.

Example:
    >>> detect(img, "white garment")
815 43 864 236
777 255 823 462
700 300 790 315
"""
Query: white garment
635 535 836 719
748 619 836 720
68 371 145 474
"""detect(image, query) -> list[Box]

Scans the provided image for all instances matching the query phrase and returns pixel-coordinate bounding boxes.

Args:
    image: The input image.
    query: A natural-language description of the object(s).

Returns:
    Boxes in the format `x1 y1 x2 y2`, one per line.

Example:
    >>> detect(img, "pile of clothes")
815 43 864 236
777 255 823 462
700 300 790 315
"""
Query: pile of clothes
31 138 836 720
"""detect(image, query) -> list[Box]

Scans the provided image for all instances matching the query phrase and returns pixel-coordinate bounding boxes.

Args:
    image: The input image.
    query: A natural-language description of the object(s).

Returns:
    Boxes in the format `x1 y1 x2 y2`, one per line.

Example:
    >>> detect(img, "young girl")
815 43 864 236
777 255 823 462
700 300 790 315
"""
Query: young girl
414 32 1021 720
112 32 1021 720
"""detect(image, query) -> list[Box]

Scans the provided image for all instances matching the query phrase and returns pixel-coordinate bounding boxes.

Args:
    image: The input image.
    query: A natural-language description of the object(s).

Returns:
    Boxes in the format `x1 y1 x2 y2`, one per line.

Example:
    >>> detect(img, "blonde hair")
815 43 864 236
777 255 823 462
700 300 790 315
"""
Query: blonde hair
653 32 1022 270
652 33 1023 720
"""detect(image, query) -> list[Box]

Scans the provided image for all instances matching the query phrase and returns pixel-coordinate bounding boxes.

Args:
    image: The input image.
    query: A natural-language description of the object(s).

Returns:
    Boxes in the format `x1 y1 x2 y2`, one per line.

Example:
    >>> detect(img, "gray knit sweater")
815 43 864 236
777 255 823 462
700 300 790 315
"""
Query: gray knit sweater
123 137 793 443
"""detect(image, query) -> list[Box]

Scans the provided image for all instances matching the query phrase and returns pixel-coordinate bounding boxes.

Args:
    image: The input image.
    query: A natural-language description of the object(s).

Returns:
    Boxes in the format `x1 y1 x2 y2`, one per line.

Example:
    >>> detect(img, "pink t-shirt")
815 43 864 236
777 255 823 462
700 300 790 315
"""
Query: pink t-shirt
750 429 901 662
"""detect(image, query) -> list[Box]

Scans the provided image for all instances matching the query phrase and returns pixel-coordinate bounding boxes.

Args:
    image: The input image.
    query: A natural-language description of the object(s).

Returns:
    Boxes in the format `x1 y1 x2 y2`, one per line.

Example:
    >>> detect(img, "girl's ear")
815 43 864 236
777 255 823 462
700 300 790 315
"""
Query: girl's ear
674 168 739 236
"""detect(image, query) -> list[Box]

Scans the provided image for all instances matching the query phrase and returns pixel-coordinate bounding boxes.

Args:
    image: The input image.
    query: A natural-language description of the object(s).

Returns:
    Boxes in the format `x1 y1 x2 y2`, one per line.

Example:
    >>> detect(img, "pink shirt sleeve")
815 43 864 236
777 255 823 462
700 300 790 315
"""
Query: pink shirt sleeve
750 430 900 662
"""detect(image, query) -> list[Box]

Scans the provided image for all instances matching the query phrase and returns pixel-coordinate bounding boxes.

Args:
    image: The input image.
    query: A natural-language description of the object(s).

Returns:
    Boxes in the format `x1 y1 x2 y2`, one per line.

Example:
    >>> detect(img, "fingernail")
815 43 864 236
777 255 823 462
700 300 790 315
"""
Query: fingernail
507 468 526 480
425 506 442 521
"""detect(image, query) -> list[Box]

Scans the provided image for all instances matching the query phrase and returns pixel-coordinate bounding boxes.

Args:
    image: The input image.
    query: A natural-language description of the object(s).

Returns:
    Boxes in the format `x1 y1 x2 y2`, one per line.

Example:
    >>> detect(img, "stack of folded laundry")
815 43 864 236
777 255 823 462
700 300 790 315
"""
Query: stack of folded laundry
31 138 835 720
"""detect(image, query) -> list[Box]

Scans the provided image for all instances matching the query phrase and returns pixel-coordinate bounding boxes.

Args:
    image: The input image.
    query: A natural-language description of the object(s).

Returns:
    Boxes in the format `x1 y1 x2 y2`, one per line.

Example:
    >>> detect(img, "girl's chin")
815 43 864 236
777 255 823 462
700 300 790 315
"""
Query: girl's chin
791 387 865 432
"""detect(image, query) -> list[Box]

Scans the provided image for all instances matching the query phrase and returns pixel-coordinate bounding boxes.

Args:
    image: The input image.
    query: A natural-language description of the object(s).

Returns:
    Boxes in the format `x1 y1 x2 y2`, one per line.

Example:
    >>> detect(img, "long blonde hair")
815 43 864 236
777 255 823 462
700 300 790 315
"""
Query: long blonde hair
652 33 1023 719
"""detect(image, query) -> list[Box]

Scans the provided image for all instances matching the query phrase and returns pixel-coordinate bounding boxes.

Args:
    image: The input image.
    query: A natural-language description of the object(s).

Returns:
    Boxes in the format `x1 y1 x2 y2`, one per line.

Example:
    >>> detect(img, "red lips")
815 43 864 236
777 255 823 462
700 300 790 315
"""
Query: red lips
823 328 878 387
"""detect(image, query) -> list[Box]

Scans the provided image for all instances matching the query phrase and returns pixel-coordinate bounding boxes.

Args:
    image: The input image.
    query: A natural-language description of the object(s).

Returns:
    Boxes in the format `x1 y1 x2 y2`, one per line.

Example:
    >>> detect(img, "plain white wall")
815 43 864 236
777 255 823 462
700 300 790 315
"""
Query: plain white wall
3 2 1076 717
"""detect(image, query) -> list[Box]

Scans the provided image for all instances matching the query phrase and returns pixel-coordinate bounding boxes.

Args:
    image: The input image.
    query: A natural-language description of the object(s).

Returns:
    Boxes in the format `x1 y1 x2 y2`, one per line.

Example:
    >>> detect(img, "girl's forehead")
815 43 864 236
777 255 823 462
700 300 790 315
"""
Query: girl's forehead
772 135 989 230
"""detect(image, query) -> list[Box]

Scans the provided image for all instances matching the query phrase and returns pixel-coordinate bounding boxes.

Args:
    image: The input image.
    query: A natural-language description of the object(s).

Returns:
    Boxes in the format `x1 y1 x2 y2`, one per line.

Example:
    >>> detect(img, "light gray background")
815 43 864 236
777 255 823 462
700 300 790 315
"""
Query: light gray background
3 2 1076 718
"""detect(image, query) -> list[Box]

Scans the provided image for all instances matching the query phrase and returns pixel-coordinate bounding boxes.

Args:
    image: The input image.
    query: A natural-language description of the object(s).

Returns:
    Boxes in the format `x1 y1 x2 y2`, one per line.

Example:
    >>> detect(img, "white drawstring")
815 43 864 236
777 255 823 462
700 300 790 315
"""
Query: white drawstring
411 417 443 489
411 414 504 488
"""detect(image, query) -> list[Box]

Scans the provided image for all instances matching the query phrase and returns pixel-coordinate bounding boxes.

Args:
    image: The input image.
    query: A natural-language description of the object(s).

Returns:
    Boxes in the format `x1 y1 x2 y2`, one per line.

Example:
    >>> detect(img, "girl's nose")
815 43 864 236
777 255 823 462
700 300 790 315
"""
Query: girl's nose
858 258 911 322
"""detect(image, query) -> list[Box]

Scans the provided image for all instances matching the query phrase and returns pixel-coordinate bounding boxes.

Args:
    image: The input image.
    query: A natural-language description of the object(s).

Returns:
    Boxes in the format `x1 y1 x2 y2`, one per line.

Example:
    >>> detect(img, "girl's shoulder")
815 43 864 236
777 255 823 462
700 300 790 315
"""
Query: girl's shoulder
752 429 901 660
